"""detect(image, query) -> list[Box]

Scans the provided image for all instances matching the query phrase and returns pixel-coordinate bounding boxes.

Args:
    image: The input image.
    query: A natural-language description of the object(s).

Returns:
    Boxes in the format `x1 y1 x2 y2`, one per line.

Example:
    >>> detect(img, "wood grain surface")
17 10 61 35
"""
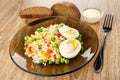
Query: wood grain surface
0 0 120 80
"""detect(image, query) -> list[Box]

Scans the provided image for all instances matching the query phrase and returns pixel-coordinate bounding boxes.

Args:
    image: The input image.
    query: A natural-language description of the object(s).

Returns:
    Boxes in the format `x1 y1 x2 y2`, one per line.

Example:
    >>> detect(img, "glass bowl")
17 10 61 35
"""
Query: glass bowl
81 8 104 23
9 16 98 76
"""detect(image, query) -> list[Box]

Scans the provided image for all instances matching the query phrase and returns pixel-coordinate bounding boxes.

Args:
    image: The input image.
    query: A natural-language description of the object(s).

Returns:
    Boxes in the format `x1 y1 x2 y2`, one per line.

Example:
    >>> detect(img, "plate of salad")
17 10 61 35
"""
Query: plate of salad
9 16 98 76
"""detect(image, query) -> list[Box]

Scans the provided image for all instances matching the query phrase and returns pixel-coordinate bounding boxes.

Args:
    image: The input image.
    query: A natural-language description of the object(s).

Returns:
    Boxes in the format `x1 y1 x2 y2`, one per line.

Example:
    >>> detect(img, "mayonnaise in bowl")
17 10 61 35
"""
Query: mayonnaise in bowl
82 8 104 23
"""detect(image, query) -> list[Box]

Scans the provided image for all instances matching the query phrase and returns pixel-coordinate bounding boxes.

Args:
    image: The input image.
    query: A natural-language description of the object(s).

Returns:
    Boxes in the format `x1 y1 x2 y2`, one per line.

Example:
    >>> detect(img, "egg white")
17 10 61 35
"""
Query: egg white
59 39 81 58
59 26 79 39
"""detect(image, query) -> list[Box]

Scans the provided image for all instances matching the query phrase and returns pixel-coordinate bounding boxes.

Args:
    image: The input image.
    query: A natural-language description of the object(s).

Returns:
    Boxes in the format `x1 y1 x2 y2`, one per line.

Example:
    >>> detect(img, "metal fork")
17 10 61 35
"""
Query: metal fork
94 14 114 73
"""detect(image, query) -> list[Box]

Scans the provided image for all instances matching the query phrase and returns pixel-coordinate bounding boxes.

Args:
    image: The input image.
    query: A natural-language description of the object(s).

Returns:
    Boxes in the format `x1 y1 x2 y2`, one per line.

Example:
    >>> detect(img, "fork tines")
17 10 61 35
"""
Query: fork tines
103 14 114 30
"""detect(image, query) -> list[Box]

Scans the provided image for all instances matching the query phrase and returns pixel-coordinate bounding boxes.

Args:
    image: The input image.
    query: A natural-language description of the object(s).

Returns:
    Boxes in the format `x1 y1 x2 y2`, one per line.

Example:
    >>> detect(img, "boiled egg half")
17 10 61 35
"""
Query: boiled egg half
59 26 79 38
59 38 81 58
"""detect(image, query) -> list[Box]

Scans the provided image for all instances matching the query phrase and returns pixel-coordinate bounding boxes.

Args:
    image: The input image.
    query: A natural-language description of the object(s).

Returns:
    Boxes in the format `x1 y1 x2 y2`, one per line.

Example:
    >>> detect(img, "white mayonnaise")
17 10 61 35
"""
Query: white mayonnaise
82 8 103 23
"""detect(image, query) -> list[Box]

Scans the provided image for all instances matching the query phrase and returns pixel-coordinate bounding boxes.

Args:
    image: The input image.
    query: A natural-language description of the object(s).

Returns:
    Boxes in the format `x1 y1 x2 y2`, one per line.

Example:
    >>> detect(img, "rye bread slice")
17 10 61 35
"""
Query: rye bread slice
51 2 81 19
19 7 53 18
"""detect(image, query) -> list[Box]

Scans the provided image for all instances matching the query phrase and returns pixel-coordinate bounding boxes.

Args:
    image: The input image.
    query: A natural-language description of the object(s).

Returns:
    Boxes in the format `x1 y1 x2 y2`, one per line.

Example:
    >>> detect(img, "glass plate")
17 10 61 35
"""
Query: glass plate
9 16 98 76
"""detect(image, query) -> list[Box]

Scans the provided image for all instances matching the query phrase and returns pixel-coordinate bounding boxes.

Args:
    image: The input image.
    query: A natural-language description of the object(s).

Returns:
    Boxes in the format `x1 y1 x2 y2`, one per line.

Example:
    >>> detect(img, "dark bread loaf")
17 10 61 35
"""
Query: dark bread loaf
51 2 81 19
19 7 53 18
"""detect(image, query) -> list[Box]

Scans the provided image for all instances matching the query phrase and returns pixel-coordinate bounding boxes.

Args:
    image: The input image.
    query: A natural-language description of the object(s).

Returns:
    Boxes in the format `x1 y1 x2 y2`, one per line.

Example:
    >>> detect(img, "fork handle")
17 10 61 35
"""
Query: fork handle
94 33 107 73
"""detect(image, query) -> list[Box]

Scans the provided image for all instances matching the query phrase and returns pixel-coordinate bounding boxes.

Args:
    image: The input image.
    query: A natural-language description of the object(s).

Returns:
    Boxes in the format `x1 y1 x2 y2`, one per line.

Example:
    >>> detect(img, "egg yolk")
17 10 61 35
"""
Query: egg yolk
67 40 78 49
65 29 76 36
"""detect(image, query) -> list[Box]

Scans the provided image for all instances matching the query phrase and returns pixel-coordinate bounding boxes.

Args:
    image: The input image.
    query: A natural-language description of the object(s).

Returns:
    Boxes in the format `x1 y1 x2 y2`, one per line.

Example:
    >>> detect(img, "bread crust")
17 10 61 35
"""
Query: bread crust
19 7 53 18
51 2 81 19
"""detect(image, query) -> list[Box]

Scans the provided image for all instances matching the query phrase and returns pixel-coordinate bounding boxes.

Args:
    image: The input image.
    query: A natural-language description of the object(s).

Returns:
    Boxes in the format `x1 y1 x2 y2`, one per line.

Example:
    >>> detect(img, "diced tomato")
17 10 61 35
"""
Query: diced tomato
54 54 56 59
47 49 53 54
43 38 47 43
57 32 62 38
46 53 50 59
42 49 53 59
28 46 33 53
25 43 28 46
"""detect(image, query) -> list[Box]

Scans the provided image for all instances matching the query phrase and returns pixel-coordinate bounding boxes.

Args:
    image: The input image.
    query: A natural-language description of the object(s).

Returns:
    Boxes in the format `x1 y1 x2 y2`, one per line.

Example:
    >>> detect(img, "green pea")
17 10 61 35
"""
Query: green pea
39 59 44 64
54 30 59 35
54 43 59 48
76 36 82 42
55 58 60 64
31 38 36 42
24 36 29 42
37 28 43 33
24 46 27 51
65 59 70 64
44 30 48 32
60 58 65 63
51 37 56 42
48 60 53 64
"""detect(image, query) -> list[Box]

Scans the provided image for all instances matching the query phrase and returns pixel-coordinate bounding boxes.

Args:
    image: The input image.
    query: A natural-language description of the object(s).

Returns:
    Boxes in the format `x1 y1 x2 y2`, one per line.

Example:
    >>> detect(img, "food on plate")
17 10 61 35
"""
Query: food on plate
59 38 81 58
24 23 83 65
51 2 81 19
59 25 79 38
19 7 53 18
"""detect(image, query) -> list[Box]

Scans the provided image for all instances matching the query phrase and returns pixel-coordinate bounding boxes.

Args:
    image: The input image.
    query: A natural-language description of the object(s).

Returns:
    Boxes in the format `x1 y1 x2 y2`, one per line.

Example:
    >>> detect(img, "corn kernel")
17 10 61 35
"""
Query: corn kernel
50 34 54 38
31 34 34 37
56 53 61 58
41 53 47 60
29 37 32 41
56 39 61 45
37 33 43 38
51 43 54 47
35 41 39 45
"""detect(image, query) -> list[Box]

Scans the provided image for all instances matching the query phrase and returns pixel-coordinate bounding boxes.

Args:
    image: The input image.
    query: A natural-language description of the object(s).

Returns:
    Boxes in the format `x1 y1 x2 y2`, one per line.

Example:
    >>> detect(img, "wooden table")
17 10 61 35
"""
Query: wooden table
0 0 120 80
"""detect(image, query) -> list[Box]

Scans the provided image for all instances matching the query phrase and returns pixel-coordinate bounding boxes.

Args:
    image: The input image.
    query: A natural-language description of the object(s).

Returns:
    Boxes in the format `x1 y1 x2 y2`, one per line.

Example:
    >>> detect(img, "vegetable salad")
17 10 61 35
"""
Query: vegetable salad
24 23 83 66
